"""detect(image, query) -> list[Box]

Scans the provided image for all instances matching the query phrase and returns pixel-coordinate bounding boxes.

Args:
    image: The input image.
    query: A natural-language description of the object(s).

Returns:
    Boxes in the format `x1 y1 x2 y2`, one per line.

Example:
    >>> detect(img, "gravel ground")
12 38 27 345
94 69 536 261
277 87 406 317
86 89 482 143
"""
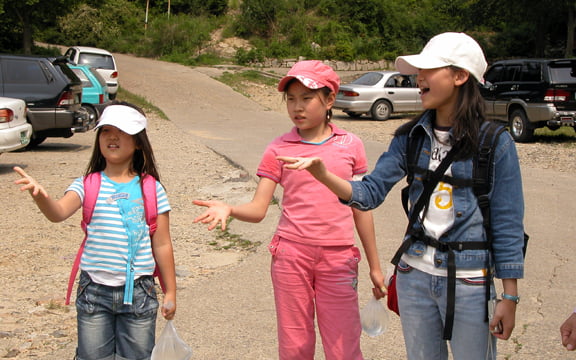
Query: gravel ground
1 69 575 359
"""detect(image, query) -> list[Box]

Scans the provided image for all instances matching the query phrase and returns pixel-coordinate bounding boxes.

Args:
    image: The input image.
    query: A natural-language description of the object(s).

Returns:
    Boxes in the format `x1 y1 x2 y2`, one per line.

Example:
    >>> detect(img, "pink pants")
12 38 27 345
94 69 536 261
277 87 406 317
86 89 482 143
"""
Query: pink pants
268 236 364 360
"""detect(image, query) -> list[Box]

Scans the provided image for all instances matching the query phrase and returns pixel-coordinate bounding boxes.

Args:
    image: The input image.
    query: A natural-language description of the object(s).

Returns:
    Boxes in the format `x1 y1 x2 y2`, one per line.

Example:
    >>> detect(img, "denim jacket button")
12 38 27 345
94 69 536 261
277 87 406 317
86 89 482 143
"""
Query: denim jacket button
456 211 463 217
435 259 443 265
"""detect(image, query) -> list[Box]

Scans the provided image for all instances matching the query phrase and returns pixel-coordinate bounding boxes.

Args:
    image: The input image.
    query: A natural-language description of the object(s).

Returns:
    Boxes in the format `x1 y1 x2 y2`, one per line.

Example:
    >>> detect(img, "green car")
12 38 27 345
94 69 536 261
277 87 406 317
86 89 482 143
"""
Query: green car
68 64 110 122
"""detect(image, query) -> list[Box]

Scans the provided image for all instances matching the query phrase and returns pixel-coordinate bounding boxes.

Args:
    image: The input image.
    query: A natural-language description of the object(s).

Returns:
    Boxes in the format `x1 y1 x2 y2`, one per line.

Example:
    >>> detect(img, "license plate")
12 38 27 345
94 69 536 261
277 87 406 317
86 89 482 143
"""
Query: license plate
20 131 29 145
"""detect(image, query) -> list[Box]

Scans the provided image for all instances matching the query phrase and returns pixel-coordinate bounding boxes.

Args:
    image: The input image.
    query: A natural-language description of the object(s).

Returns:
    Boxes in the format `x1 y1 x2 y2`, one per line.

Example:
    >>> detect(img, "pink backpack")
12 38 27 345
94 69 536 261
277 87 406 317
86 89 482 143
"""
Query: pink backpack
65 172 165 305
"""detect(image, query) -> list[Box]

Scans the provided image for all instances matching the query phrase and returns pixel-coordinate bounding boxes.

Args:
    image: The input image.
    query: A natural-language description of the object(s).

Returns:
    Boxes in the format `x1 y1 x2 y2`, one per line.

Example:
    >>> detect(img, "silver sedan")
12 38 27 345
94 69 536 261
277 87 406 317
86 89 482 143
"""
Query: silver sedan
334 71 422 120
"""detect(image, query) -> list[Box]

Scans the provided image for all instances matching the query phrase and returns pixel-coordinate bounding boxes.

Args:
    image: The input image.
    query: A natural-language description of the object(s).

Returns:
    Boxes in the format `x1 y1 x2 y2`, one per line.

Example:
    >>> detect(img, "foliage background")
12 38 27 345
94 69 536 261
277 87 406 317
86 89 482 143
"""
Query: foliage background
0 0 574 65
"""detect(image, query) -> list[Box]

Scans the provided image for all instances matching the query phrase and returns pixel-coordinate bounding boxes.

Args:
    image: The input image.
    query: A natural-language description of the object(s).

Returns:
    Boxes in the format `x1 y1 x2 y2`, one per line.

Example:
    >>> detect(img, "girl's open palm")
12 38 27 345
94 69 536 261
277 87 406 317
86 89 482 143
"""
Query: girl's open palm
13 166 48 198
276 156 327 178
193 199 232 231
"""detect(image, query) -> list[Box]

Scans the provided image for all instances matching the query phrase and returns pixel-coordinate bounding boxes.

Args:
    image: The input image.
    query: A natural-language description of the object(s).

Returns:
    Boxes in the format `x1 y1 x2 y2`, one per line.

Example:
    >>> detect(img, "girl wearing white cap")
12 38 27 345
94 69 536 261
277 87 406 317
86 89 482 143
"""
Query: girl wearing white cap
14 102 177 360
279 33 525 360
194 60 386 360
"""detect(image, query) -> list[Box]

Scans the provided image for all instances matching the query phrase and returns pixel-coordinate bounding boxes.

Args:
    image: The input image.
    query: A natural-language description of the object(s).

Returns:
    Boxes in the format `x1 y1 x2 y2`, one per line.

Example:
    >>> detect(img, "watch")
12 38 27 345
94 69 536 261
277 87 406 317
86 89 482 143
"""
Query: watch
501 293 520 304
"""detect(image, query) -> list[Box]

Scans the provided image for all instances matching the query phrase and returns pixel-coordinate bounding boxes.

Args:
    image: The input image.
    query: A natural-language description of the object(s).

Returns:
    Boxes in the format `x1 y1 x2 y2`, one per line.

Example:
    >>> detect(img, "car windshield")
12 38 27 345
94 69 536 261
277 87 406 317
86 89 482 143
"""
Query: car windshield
350 72 384 86
78 53 115 70
548 61 576 83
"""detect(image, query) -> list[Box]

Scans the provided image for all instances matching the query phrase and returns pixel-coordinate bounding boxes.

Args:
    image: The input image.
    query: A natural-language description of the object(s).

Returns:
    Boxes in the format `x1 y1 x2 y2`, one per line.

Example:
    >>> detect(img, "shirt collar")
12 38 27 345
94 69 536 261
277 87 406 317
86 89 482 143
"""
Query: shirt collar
281 123 347 143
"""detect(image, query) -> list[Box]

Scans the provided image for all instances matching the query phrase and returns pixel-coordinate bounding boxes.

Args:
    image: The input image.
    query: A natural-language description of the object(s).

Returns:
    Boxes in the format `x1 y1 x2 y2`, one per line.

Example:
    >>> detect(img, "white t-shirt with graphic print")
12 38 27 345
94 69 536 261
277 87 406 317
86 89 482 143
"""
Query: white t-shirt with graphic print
403 128 484 278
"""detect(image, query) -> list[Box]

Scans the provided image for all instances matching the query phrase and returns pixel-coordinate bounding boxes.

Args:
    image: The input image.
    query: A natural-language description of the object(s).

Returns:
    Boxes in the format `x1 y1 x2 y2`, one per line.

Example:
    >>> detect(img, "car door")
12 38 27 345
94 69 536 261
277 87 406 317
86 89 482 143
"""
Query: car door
384 74 421 112
484 63 522 120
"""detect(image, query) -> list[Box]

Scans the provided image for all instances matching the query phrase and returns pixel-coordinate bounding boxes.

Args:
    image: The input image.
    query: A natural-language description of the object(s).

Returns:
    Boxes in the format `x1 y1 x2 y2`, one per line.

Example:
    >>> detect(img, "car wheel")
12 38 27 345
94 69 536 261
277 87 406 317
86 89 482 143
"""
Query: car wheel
344 111 362 118
26 133 46 149
509 109 534 142
370 100 392 121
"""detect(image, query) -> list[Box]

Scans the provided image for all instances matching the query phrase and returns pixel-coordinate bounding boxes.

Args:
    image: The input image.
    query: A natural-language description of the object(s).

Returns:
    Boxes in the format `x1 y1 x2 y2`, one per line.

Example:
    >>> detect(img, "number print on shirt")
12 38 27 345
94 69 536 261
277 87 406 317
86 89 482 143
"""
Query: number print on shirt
434 182 453 210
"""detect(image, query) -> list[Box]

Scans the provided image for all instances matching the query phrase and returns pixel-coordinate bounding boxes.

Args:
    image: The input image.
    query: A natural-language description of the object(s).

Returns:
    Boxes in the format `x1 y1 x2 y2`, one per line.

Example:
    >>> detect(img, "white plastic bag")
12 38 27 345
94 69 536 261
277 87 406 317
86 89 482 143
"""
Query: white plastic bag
151 320 193 360
360 296 389 337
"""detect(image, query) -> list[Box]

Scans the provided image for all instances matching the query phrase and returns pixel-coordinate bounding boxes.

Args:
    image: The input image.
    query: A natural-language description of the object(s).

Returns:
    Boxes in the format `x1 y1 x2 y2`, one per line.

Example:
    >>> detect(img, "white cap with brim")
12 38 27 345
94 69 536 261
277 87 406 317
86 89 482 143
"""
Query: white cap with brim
95 105 147 135
395 32 487 83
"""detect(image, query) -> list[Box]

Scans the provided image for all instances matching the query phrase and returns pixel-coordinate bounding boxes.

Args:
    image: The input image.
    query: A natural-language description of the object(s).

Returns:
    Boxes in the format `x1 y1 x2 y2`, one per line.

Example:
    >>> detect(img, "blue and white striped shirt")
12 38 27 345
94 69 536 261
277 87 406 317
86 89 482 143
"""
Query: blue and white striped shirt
67 173 171 287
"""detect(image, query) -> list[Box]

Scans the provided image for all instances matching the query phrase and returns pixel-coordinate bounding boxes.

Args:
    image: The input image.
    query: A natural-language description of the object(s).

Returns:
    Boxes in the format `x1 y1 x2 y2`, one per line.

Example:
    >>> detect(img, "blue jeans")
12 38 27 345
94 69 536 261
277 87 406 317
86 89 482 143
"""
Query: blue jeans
396 261 497 360
75 271 159 360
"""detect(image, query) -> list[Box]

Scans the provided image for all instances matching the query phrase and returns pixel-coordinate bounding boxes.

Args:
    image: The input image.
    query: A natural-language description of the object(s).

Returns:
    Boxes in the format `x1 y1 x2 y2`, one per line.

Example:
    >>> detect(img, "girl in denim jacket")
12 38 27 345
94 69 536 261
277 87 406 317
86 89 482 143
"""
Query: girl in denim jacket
279 33 525 360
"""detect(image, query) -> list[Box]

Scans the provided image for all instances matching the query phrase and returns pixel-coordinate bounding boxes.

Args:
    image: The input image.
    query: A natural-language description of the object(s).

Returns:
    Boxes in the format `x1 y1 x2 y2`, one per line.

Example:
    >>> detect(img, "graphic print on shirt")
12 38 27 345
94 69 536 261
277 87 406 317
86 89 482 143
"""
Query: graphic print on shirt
422 129 455 239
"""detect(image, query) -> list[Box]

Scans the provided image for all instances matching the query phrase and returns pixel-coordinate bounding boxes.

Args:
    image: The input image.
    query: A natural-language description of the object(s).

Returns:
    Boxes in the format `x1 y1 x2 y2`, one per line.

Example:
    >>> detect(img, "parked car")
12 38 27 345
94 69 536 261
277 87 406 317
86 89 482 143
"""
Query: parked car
64 46 118 100
0 96 32 153
480 58 576 142
68 64 110 122
0 54 91 148
334 71 422 120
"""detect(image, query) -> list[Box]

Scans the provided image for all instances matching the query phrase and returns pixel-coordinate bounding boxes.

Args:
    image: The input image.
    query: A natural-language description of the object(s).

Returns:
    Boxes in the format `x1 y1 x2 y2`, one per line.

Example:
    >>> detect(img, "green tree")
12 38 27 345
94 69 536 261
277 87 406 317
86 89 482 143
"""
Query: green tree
2 0 80 54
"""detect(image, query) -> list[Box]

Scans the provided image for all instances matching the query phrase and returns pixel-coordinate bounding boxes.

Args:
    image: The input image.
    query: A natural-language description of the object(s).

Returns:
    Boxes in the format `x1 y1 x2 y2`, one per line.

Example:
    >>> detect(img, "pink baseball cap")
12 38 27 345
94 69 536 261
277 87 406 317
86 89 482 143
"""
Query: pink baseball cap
277 60 340 93
395 32 487 83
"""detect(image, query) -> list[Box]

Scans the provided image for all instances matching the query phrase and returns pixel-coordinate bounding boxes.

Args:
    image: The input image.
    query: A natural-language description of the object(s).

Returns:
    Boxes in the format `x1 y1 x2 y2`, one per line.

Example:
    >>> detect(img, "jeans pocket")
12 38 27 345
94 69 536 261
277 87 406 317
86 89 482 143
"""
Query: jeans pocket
76 272 97 314
459 276 487 287
397 260 414 274
133 276 159 316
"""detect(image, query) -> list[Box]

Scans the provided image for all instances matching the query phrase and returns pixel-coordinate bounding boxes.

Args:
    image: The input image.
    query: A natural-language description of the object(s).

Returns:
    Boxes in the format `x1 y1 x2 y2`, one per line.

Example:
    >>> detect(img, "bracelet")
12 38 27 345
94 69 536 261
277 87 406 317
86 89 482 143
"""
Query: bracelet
501 293 520 304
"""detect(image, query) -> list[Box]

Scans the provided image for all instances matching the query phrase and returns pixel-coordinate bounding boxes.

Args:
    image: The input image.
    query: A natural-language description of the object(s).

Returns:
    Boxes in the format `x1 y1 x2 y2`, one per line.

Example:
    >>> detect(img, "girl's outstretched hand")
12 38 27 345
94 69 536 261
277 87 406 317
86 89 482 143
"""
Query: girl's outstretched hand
13 166 48 198
276 156 327 178
192 199 232 231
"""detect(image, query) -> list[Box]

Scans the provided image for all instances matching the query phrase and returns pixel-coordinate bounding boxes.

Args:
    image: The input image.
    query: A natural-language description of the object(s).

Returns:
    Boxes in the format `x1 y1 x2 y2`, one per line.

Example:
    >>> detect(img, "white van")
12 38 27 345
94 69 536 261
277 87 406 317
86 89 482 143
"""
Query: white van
65 46 118 100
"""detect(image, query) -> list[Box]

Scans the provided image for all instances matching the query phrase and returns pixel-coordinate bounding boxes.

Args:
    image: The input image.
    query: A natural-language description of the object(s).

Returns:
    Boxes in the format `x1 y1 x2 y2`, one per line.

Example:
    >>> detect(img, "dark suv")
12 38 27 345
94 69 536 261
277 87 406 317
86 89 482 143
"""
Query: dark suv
480 58 576 142
0 54 91 147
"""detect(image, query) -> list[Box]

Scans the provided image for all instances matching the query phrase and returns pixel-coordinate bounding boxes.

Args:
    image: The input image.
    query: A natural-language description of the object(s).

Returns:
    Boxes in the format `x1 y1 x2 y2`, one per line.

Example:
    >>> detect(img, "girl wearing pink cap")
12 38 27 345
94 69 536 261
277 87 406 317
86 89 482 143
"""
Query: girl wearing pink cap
279 34 525 360
14 102 177 360
194 60 386 359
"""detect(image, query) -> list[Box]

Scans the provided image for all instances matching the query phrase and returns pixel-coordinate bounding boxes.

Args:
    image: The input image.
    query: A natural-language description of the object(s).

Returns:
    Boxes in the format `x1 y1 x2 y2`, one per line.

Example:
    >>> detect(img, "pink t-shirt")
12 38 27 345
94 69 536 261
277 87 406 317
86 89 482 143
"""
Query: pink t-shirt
257 124 368 246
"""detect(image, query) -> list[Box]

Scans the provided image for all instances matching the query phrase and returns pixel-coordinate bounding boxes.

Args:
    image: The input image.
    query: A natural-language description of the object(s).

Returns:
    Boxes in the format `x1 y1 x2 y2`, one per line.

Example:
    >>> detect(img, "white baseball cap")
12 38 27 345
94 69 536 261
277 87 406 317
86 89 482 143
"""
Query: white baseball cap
95 105 147 135
395 32 487 83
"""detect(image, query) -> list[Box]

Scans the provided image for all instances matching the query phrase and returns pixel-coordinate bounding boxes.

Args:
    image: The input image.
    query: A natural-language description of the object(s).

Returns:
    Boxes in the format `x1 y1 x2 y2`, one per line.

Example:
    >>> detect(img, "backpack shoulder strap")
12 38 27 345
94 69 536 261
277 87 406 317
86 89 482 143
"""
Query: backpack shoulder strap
401 132 424 217
141 174 166 293
66 172 101 305
473 122 506 242
82 172 101 228
141 174 158 235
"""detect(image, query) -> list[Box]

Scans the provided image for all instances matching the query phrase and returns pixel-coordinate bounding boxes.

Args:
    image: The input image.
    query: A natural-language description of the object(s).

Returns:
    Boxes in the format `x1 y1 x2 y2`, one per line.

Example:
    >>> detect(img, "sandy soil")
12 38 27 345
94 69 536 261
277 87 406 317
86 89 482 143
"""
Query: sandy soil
1 65 575 359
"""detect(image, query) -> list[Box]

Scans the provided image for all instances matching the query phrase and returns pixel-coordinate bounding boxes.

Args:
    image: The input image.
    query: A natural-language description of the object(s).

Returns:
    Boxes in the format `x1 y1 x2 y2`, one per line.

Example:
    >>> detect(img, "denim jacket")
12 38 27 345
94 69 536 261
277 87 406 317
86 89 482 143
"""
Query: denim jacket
347 112 525 279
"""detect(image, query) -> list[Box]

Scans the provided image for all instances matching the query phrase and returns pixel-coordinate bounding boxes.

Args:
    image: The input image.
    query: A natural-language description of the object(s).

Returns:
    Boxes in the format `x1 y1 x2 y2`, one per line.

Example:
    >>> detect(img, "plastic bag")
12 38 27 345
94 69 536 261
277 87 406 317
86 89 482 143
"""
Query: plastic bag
151 320 193 360
360 296 389 337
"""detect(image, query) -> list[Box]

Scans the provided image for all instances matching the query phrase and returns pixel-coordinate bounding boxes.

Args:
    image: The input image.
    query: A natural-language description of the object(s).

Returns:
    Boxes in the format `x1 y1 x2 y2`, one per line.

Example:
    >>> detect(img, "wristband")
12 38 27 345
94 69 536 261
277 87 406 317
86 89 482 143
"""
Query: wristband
501 293 520 304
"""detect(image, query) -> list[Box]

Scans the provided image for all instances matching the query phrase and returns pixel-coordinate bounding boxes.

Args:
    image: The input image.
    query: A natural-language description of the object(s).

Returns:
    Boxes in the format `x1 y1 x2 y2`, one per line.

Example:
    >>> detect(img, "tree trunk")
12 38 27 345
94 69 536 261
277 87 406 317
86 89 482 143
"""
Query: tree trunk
566 1 576 57
22 20 33 55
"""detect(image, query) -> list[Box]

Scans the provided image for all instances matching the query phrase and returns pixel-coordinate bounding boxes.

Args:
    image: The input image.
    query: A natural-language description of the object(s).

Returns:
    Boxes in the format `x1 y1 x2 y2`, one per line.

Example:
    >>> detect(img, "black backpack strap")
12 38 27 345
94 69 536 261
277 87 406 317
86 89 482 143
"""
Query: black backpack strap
401 132 424 217
474 121 506 243
474 121 506 324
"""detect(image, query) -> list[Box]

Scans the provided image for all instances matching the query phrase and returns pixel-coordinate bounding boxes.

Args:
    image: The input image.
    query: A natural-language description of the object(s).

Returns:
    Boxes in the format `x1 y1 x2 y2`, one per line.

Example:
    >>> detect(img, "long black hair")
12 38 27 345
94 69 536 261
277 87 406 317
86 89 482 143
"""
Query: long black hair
395 68 488 159
84 101 161 182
